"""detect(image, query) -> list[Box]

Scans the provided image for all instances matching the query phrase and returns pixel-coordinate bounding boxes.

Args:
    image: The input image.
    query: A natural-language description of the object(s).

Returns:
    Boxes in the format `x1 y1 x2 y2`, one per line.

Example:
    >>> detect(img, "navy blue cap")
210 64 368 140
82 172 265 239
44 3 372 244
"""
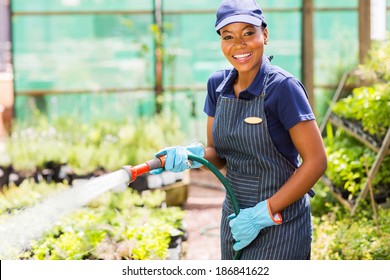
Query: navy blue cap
215 0 267 34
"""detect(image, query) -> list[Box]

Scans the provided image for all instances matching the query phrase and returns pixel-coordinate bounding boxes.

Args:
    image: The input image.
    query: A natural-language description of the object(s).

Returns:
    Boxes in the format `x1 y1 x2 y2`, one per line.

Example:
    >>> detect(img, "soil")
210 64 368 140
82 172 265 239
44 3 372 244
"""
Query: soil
181 168 226 260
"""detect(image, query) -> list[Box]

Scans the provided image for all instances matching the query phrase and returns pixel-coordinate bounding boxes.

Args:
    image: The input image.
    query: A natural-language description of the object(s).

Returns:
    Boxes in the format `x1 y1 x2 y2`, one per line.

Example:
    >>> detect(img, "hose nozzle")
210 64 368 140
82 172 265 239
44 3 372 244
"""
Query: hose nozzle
122 155 166 183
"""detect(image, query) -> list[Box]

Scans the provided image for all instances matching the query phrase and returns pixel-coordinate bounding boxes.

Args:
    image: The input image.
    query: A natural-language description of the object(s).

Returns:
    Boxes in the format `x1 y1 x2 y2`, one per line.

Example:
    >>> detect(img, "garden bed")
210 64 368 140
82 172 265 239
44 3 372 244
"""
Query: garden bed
0 179 187 260
0 115 191 260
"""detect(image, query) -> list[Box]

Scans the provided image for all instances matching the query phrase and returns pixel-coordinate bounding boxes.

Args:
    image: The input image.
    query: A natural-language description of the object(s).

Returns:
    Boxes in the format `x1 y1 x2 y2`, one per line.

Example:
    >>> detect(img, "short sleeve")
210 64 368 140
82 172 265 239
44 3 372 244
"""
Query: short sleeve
274 78 315 130
203 70 228 117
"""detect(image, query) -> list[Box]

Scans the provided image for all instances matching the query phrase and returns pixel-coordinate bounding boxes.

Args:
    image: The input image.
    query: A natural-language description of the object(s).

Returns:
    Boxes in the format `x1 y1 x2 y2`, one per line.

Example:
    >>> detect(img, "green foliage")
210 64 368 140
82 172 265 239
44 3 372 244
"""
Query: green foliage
5 180 185 260
3 112 187 260
324 130 377 195
324 129 390 198
310 181 347 219
334 40 390 140
6 114 186 175
332 83 390 139
313 39 390 261
122 219 172 260
312 205 390 260
325 43 390 196
29 231 96 260
313 39 390 260
0 179 68 215
355 39 390 83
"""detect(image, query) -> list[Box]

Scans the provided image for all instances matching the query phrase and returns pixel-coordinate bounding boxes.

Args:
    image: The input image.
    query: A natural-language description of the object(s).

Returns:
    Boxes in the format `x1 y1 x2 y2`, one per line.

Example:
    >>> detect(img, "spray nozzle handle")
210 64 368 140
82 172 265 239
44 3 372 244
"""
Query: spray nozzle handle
145 155 166 170
122 155 166 183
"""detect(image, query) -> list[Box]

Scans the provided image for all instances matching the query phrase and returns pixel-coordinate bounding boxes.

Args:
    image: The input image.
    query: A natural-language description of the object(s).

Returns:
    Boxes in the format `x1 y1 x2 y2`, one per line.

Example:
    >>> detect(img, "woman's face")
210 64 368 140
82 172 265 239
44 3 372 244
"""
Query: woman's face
219 22 267 75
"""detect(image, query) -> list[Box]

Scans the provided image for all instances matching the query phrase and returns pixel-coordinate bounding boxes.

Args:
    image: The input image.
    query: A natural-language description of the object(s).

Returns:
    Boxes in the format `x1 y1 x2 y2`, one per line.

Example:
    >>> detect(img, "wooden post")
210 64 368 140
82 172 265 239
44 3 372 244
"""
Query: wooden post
0 0 13 138
153 0 163 114
359 0 371 63
301 0 314 109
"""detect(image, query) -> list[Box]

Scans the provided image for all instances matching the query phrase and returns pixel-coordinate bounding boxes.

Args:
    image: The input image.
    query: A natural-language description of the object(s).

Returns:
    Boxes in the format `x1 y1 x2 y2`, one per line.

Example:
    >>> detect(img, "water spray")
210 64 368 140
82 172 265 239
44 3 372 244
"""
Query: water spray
0 154 241 260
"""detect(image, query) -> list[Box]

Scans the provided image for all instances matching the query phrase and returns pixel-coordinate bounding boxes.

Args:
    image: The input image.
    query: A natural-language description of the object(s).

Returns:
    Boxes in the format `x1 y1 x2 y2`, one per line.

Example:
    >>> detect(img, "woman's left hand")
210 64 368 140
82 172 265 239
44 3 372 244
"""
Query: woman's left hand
228 200 282 251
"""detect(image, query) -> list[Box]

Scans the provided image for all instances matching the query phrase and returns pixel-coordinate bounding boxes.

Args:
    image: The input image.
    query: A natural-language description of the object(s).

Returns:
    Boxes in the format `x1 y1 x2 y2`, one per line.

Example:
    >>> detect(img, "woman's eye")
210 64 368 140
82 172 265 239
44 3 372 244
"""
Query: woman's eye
244 31 255 36
223 35 233 40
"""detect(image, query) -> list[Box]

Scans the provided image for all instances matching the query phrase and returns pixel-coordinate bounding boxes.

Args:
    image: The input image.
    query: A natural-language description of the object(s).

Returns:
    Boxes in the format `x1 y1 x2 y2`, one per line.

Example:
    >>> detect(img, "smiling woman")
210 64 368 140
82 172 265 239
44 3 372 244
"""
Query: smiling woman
219 23 267 93
149 0 327 260
201 0 327 260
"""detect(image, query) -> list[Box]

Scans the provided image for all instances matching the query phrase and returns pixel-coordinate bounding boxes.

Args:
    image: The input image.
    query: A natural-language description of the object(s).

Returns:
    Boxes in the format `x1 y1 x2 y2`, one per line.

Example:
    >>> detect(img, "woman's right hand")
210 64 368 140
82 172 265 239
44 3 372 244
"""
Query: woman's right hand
150 143 205 174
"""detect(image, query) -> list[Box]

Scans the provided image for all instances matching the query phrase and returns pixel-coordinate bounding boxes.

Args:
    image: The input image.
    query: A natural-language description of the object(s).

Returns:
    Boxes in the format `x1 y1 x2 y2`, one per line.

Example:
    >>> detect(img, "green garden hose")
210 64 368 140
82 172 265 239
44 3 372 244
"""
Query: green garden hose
125 154 243 259
187 154 242 260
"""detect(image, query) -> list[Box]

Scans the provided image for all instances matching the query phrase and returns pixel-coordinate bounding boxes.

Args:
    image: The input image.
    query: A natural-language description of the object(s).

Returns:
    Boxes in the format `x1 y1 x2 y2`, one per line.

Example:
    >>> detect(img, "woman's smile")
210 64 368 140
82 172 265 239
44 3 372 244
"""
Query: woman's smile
233 52 252 62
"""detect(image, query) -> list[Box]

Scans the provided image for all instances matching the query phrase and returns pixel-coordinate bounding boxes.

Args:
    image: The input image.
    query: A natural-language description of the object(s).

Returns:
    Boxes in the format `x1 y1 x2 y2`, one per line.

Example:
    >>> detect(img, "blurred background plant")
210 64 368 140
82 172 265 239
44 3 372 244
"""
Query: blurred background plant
6 113 185 176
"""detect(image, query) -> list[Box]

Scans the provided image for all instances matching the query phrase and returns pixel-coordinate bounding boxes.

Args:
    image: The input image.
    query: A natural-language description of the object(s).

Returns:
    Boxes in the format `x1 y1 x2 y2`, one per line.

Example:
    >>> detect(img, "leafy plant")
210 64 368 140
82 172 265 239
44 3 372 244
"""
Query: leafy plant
354 39 390 83
10 182 185 260
324 130 377 196
6 113 186 176
311 181 346 219
332 83 390 139
312 205 390 260
312 35 390 261
0 179 68 215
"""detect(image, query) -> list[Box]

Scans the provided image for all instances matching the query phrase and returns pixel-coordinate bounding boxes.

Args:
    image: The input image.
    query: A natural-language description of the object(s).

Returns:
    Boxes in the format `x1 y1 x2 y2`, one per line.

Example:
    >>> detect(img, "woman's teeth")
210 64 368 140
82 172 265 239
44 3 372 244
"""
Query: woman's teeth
234 53 251 59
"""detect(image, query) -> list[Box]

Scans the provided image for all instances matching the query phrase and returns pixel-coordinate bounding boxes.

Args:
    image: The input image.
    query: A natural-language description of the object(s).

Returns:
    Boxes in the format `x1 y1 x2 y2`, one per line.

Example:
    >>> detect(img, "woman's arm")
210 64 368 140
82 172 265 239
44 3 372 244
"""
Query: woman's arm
203 116 227 170
268 120 327 215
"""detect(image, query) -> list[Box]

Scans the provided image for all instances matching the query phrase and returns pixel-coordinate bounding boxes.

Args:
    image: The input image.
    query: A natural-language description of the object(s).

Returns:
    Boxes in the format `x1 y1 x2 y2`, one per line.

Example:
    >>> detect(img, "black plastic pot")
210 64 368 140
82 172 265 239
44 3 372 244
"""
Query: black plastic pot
40 161 62 183
0 165 12 189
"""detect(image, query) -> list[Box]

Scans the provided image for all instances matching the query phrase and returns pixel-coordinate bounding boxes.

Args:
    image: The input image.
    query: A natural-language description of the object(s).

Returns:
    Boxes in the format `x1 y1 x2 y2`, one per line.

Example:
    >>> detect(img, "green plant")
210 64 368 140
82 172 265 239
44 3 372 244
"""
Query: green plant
332 83 390 139
14 183 185 260
312 205 390 260
355 39 390 83
312 35 390 261
310 181 346 218
7 114 186 175
0 179 68 216
324 130 376 196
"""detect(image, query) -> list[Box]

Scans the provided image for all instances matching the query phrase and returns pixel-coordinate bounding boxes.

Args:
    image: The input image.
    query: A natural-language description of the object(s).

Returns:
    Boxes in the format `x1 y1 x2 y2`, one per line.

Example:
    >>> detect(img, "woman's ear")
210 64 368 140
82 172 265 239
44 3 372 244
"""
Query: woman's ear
263 27 269 45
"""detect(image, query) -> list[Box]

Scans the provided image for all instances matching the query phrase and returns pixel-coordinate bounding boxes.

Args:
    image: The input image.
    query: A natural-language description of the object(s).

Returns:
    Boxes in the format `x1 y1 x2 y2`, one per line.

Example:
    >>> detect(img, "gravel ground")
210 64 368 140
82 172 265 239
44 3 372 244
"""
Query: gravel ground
181 169 226 260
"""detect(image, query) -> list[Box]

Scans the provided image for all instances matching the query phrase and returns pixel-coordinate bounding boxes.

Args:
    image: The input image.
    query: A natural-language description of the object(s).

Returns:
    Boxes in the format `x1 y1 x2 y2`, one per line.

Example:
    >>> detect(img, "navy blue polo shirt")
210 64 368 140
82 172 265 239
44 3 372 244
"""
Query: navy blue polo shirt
203 55 315 168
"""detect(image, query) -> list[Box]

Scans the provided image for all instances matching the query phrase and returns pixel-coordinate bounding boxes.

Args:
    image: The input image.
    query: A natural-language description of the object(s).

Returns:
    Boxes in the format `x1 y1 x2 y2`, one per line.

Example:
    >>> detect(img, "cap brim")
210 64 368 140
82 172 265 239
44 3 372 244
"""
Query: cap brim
215 15 263 33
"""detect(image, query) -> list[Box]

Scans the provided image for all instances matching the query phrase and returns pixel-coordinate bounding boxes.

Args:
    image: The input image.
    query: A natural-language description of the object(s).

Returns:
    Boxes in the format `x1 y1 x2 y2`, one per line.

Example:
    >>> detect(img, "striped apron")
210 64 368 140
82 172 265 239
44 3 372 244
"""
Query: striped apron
213 71 312 260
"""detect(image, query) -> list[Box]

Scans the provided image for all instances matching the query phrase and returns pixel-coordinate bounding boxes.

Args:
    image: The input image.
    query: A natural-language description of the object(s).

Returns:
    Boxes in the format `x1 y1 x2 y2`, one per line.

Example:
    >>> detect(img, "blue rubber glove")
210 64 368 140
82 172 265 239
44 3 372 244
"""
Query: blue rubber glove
150 143 205 174
228 200 282 251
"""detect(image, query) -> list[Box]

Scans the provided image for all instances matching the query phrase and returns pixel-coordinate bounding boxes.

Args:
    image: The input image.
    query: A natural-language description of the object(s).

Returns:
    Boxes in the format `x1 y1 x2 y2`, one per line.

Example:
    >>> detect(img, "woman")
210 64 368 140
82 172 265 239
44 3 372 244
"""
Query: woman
153 0 327 260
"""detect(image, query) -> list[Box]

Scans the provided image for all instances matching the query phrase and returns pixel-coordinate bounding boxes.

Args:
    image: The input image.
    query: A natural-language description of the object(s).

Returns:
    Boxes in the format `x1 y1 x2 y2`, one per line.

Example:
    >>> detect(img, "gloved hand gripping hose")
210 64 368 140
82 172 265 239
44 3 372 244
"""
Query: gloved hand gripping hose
123 154 242 260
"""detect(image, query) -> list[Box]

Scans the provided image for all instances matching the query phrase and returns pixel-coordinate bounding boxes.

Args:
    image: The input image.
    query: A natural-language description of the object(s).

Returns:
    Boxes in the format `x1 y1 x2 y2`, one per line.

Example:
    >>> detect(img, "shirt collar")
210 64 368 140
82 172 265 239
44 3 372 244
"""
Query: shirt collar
216 54 270 99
